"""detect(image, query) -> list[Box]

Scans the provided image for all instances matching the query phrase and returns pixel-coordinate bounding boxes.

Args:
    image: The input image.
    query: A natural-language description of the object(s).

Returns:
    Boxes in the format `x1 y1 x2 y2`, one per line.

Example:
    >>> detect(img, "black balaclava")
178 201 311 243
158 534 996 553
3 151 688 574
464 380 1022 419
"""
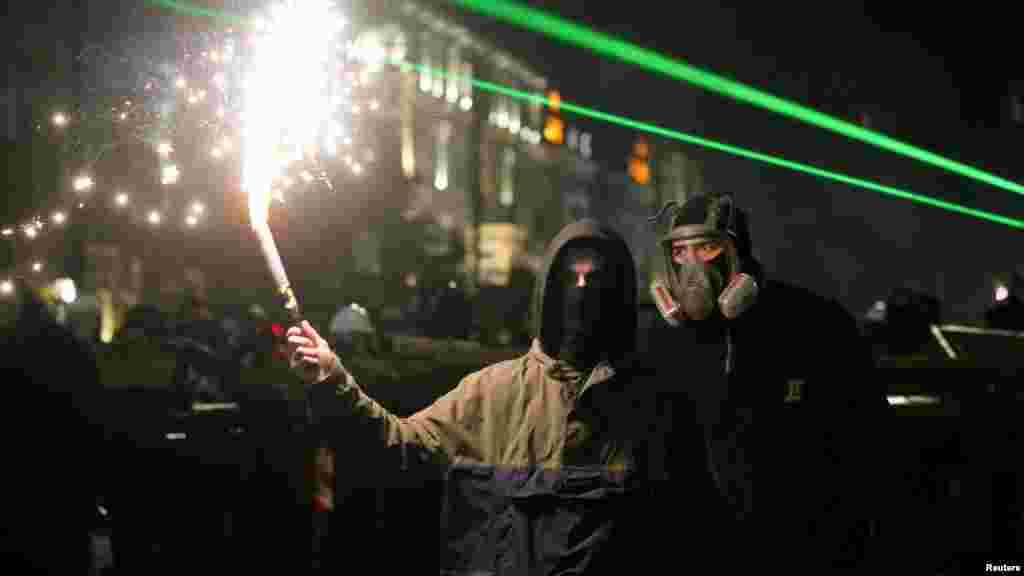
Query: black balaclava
557 242 612 370
534 219 637 373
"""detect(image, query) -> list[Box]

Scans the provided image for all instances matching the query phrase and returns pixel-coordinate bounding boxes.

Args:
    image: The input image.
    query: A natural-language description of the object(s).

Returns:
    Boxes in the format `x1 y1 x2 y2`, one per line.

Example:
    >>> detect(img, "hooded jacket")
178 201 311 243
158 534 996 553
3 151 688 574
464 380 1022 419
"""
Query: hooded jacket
636 202 886 570
310 220 653 575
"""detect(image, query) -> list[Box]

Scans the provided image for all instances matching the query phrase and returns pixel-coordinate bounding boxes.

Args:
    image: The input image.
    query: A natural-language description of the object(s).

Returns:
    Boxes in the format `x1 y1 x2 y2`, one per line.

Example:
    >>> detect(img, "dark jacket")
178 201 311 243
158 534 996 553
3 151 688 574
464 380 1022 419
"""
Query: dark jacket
1 285 102 572
309 220 655 575
636 276 887 570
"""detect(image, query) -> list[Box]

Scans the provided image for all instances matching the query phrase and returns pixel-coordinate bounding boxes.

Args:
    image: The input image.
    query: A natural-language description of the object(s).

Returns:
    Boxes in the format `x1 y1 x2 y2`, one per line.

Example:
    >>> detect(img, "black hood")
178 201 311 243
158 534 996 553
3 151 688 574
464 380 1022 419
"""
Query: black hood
532 219 637 367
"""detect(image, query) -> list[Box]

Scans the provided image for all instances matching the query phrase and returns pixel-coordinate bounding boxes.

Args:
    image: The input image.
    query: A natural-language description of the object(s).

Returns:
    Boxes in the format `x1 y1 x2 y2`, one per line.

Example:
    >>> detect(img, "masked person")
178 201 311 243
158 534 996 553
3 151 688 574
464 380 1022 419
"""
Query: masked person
638 194 887 572
286 220 659 574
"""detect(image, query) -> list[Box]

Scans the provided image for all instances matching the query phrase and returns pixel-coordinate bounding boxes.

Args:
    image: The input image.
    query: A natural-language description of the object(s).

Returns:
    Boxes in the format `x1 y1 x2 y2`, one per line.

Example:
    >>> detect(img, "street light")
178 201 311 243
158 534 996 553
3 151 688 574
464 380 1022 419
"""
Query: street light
996 284 1010 302
161 165 180 185
52 112 68 127
73 175 94 192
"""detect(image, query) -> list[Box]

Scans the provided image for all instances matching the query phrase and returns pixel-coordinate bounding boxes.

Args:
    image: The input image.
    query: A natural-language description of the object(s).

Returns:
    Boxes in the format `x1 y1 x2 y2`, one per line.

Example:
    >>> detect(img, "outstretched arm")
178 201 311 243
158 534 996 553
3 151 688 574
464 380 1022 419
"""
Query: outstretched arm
287 321 483 468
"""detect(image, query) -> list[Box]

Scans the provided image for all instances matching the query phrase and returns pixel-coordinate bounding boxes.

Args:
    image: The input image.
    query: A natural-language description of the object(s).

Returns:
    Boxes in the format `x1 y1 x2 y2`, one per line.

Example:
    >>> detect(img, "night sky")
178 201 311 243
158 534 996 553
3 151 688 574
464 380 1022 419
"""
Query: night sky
2 1 1022 321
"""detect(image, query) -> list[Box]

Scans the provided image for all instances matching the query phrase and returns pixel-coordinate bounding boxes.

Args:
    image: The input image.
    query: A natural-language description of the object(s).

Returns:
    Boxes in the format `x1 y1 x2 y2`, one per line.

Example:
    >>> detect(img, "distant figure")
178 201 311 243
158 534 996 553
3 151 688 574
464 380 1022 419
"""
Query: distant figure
1 279 103 573
329 302 376 356
170 293 232 406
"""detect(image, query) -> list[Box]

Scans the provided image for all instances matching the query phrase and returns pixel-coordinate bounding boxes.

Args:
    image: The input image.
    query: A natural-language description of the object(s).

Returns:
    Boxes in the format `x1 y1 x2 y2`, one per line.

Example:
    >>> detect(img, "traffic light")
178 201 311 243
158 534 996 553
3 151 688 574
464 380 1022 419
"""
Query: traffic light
628 137 651 185
543 90 564 145
543 116 564 145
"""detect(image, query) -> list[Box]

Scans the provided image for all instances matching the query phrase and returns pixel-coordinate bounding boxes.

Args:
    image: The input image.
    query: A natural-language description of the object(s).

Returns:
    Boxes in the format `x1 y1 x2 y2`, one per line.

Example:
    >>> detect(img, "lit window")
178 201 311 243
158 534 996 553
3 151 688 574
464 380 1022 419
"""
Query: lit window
435 121 451 191
419 32 432 92
580 132 592 159
499 148 516 206
445 45 460 104
431 41 445 98
508 99 521 134
496 96 509 128
459 62 473 110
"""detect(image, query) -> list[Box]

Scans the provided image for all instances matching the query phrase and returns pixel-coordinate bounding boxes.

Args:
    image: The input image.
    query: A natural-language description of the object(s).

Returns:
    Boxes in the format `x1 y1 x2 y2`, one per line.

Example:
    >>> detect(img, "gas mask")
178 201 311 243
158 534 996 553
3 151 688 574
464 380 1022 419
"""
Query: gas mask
648 197 759 327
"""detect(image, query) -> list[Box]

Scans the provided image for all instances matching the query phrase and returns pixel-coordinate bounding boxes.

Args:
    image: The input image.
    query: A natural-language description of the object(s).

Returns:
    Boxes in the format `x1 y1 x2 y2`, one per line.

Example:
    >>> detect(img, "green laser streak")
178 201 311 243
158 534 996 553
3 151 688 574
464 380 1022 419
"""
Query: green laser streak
448 0 1024 199
146 0 242 23
139 0 1024 230
418 63 1024 230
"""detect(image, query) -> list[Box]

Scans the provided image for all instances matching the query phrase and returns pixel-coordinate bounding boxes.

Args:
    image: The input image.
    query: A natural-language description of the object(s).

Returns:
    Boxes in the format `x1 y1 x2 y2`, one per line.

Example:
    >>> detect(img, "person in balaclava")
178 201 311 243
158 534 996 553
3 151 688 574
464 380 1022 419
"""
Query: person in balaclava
283 219 660 574
637 194 888 572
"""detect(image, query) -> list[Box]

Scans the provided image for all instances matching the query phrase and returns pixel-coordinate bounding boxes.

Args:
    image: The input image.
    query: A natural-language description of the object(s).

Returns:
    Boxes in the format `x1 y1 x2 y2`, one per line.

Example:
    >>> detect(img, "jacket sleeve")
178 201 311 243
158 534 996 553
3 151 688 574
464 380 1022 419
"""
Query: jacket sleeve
307 353 487 469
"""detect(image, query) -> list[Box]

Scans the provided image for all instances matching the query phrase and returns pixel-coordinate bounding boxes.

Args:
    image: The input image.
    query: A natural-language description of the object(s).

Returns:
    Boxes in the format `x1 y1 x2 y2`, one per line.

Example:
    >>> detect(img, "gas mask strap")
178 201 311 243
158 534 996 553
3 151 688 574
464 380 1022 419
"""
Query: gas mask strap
725 327 735 375
648 200 681 230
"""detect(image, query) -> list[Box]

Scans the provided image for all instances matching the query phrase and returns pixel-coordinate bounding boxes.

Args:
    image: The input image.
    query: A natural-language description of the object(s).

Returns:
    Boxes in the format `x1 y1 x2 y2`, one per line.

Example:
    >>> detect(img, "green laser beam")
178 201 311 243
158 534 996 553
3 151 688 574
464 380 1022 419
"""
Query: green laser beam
138 0 1024 230
145 0 242 23
411 62 1024 230
448 0 1024 200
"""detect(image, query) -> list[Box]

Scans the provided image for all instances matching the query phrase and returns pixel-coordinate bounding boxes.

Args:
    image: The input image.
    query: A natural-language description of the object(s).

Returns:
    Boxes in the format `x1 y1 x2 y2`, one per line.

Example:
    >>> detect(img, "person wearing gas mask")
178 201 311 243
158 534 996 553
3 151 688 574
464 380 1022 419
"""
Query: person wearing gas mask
285 219 659 574
638 193 887 572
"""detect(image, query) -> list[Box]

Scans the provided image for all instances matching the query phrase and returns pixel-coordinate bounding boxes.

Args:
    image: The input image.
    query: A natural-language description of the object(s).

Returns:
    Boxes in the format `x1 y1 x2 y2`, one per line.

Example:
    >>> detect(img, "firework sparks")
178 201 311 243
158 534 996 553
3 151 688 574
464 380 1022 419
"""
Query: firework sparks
242 0 348 321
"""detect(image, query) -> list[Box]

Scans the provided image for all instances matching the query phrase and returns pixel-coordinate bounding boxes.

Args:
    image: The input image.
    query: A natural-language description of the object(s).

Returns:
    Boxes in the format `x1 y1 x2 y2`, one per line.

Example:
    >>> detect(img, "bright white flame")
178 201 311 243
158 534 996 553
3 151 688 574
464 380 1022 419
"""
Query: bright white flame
243 0 343 227
32 261 43 272
1 228 13 236
211 147 223 159
352 162 362 174
148 211 162 225
162 165 180 185
185 215 199 227
176 77 187 89
369 99 379 111
52 112 68 127
115 193 129 207
157 141 173 156
25 227 37 239
51 211 66 224
0 280 12 295
191 202 205 215
996 285 1010 302
300 170 314 183
73 176 94 192
55 278 77 304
